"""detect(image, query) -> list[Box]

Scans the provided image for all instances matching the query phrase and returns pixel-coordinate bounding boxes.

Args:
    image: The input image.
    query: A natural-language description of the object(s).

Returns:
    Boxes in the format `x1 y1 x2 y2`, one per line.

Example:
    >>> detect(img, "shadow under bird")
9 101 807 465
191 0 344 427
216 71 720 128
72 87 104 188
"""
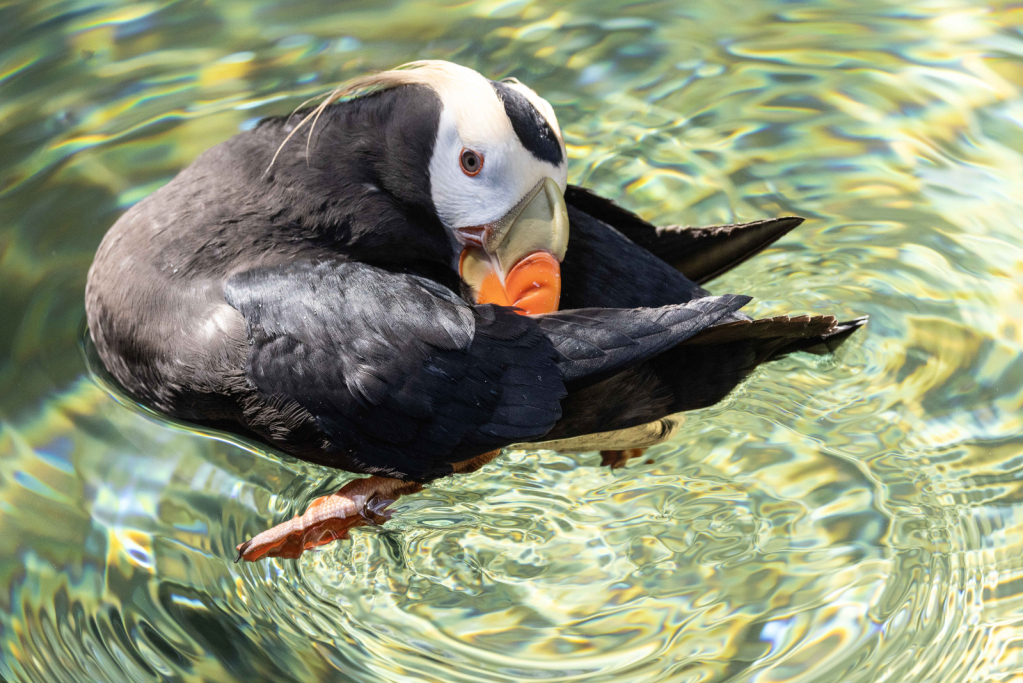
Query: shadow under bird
84 61 865 562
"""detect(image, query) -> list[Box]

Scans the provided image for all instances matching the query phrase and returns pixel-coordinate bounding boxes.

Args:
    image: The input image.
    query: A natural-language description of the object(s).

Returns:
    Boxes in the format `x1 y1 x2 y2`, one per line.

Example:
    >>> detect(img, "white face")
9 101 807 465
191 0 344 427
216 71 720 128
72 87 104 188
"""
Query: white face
424 65 568 235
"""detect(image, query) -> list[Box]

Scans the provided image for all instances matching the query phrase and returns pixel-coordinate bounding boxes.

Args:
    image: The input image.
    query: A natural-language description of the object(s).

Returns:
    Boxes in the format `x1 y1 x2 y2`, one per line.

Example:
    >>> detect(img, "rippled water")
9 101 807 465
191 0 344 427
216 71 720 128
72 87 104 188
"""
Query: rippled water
3 0 1023 681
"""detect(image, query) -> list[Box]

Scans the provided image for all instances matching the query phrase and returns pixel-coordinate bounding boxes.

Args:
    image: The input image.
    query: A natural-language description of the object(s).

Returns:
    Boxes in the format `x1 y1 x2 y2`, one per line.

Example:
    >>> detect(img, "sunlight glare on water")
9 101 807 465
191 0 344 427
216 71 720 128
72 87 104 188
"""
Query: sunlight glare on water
2 0 1023 681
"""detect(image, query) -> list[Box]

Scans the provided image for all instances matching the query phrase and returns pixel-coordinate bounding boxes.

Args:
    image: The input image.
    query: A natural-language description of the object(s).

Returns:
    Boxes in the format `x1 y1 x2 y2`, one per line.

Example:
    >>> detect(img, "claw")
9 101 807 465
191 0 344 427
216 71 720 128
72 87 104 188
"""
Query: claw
364 496 398 520
234 542 249 564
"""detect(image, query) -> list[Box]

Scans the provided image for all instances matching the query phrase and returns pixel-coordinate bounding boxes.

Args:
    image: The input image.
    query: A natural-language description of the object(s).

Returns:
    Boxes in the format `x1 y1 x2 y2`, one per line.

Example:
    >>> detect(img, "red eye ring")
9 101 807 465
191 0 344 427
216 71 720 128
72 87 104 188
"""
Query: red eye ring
459 148 483 176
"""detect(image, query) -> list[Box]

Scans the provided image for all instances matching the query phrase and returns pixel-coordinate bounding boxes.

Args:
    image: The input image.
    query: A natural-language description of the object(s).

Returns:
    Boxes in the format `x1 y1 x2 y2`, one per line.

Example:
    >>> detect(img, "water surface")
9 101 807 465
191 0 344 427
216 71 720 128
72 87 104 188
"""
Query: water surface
3 0 1023 681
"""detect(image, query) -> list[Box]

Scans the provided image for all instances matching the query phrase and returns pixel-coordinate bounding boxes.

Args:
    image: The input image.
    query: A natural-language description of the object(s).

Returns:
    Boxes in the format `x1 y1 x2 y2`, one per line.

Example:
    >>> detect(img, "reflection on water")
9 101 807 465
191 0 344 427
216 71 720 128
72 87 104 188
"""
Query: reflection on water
3 0 1023 680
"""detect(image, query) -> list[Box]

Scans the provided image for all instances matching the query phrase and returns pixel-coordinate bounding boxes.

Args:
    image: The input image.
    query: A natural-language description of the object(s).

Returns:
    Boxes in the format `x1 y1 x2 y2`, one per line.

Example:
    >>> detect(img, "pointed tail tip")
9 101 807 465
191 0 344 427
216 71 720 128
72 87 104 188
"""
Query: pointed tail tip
804 315 868 355
698 293 753 313
726 293 754 308
757 215 805 244
834 315 869 333
685 215 808 284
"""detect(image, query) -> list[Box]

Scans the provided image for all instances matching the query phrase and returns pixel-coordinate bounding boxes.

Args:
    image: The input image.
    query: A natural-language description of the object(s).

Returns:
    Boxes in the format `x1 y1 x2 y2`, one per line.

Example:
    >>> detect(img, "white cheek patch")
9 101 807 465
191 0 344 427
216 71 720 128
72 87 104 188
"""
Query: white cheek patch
429 108 562 230
425 68 568 233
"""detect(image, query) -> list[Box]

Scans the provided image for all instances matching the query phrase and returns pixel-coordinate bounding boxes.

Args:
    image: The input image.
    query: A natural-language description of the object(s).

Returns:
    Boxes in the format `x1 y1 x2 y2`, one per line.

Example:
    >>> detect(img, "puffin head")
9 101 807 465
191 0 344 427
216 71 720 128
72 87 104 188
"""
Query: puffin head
287 61 569 314
417 62 569 315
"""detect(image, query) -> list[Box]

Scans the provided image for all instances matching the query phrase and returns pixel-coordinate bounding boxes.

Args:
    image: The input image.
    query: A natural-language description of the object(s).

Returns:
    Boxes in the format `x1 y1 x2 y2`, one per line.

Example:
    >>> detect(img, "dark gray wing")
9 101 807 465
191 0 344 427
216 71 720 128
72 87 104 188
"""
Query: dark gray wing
536 295 750 384
565 184 803 284
225 260 565 480
224 260 750 480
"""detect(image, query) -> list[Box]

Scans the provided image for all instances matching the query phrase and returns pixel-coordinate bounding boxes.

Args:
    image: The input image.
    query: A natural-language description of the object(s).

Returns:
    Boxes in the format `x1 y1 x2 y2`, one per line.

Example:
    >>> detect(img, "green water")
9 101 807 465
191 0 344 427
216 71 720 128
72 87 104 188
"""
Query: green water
3 0 1023 681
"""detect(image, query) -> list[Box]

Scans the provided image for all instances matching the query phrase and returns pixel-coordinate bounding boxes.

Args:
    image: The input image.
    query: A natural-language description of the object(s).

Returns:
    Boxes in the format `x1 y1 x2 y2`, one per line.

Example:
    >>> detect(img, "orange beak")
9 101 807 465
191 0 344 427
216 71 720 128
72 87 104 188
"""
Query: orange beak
457 178 569 316
459 249 561 315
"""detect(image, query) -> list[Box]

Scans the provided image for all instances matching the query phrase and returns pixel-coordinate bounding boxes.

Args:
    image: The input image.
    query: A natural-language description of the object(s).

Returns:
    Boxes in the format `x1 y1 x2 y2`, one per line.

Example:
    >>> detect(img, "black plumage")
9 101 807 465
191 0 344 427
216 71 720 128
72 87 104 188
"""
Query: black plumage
564 184 804 284
552 191 864 440
222 259 748 480
86 64 863 495
491 80 564 166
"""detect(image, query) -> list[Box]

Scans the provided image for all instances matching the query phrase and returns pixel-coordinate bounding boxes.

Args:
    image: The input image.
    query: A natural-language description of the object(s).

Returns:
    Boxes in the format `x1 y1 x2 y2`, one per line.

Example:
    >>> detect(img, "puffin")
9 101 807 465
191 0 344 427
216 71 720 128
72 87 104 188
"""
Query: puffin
84 61 864 562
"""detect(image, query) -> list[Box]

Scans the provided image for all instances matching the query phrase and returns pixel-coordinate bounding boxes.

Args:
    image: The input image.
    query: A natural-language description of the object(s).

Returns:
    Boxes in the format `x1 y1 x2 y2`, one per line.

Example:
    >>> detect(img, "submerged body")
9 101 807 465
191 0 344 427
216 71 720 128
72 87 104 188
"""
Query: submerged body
85 61 863 561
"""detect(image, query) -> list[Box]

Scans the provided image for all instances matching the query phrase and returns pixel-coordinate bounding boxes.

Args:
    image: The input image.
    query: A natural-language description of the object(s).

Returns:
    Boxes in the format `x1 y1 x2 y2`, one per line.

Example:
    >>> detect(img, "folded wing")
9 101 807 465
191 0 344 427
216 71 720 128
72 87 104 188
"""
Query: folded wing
225 260 750 480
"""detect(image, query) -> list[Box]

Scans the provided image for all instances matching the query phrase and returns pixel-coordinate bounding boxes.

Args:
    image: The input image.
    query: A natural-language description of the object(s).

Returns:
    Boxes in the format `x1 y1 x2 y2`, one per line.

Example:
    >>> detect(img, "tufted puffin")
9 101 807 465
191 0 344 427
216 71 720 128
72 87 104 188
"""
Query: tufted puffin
84 61 864 562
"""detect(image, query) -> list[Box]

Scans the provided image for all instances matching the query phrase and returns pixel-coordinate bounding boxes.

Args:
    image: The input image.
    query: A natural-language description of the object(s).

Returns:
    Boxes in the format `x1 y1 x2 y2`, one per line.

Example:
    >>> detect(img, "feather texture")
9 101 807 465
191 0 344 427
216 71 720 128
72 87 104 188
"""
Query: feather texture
224 260 749 480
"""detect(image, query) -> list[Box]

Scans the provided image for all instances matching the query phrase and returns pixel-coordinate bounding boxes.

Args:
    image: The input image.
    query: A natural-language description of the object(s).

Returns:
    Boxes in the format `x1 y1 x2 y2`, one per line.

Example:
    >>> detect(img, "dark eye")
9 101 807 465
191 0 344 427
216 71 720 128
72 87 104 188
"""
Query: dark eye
459 148 483 176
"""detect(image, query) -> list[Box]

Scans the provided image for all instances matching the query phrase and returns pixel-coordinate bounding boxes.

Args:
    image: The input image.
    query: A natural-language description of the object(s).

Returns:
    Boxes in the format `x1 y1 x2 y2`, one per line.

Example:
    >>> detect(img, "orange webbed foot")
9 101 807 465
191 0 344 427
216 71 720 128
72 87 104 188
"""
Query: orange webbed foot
600 448 648 470
235 476 422 562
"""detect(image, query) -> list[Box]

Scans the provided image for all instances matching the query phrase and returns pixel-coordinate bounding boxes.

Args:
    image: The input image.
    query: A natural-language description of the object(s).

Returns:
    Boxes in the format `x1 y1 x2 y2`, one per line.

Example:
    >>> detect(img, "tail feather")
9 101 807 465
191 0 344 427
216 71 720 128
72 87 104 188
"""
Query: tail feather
661 218 804 284
792 316 869 355
536 294 751 384
540 314 867 443
685 314 868 353
564 184 803 283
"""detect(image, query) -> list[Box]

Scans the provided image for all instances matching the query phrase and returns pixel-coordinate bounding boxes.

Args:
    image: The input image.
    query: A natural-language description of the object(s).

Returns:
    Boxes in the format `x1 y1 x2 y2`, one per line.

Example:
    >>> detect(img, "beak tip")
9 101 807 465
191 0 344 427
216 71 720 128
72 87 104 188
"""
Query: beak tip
459 176 568 315
500 250 562 315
